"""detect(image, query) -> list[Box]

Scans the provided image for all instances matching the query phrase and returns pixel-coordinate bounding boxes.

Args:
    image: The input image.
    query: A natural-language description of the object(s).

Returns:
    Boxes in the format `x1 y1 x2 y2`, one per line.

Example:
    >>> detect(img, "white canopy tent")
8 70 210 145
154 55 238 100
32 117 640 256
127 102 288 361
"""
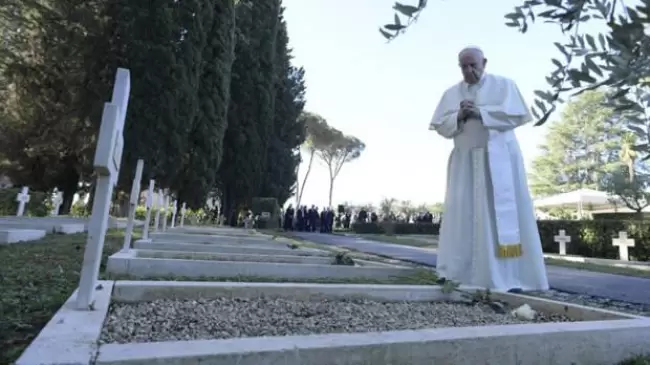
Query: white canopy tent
533 188 620 216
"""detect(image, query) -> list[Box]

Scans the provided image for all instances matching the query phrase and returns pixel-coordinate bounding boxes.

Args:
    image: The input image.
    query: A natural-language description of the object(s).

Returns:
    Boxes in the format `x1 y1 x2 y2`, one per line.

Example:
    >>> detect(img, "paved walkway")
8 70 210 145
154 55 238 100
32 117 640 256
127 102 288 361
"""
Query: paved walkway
291 232 650 305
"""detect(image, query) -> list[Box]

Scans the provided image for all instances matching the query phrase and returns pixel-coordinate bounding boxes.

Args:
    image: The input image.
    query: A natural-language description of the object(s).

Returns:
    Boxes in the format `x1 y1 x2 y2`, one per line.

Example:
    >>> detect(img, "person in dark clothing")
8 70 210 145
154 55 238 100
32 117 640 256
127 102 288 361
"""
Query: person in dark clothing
319 209 327 233
309 205 319 232
296 207 304 231
283 205 294 231
326 208 335 233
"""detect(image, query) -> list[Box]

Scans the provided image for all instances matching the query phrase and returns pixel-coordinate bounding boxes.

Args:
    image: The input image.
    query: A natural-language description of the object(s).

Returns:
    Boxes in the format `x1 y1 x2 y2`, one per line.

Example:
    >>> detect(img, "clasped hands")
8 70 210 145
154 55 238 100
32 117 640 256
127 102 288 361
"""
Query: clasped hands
458 100 481 122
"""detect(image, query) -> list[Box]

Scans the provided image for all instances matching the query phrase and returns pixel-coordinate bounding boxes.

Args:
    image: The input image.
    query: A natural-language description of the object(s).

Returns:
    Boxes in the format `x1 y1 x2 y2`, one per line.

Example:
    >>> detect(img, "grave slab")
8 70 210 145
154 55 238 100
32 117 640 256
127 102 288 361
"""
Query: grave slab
19 280 650 365
15 281 113 365
133 240 330 256
106 250 416 280
0 221 85 234
0 229 47 244
150 232 269 243
167 226 261 237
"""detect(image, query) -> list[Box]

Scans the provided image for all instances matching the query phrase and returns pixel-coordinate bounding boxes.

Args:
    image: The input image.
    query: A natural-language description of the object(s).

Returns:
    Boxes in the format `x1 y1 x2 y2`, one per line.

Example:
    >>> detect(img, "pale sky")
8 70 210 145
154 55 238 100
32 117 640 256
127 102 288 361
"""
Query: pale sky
283 0 606 208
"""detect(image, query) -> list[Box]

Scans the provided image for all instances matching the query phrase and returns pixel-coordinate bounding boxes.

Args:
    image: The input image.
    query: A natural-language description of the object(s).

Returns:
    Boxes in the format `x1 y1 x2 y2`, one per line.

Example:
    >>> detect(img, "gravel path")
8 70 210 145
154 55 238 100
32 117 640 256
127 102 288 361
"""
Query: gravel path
100 297 572 344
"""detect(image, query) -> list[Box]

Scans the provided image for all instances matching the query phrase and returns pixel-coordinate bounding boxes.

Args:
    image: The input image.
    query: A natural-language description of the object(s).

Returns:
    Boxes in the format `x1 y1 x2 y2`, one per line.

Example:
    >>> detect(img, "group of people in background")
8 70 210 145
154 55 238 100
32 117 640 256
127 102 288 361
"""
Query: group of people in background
281 204 439 233
282 205 339 233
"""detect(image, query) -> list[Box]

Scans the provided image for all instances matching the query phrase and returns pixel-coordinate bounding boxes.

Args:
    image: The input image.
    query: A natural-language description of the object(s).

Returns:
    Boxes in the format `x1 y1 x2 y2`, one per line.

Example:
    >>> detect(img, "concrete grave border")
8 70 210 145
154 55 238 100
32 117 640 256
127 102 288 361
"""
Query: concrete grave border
17 280 650 365
106 250 415 280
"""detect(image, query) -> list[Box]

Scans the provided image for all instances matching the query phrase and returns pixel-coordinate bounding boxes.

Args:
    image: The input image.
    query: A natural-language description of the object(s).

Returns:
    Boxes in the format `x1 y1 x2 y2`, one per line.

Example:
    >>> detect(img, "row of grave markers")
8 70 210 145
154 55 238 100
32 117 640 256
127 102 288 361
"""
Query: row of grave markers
121 159 188 252
553 229 636 261
13 184 187 225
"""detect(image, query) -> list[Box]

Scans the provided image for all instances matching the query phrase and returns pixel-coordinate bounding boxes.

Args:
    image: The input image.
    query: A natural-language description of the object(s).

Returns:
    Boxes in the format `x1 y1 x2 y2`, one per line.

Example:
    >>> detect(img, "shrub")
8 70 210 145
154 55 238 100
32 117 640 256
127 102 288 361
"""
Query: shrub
0 188 50 217
537 219 650 261
352 222 440 235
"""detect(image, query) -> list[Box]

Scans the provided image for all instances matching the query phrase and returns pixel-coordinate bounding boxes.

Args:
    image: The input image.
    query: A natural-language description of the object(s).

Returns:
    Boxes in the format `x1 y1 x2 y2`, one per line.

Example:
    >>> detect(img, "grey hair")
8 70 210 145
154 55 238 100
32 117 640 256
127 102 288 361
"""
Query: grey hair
458 46 485 60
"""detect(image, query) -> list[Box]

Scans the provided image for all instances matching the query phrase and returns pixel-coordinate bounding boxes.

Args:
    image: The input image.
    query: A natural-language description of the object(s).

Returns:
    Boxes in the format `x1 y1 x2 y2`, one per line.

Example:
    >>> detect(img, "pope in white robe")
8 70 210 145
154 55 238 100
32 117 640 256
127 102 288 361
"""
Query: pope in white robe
429 46 549 292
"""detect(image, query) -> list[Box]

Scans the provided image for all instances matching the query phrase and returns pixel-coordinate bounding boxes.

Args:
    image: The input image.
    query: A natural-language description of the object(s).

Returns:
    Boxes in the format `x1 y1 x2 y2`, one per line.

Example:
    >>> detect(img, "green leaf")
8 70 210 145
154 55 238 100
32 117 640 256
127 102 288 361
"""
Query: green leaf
598 33 607 49
585 34 597 50
628 125 646 136
393 3 419 17
554 42 569 59
394 13 401 26
379 28 393 40
551 58 563 69
505 21 519 27
384 23 405 31
534 99 548 113
584 56 602 77
504 12 520 20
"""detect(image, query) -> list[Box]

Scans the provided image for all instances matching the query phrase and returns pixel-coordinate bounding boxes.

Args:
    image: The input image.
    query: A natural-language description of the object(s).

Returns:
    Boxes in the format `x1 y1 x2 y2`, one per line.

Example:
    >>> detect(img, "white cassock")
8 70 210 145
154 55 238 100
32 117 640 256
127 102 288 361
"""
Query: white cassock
429 73 549 292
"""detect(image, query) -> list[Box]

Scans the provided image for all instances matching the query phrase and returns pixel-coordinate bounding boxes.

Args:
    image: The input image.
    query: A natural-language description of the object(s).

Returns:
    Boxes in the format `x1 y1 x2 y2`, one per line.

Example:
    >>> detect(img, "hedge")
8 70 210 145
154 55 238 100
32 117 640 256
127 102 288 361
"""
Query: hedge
352 222 440 235
352 220 650 261
0 188 50 217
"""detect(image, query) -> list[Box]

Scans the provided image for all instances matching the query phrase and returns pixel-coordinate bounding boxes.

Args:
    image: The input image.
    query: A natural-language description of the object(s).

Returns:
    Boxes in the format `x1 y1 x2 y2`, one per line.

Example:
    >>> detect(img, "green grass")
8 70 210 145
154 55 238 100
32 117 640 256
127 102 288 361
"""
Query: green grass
0 229 129 364
545 258 650 278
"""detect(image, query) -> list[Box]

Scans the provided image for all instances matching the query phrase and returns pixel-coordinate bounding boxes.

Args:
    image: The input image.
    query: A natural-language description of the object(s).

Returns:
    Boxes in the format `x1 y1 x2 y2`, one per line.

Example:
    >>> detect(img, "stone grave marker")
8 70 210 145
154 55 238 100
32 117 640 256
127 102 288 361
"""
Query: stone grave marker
612 231 635 261
15 186 30 216
170 200 177 228
162 195 170 231
122 159 144 251
50 189 63 216
153 189 163 233
180 202 187 227
553 229 571 256
142 179 155 240
76 68 130 309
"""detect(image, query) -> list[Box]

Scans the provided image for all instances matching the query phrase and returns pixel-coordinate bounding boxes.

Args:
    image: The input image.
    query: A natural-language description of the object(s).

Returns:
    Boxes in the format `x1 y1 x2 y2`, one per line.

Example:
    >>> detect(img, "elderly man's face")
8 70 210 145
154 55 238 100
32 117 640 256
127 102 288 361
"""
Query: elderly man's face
459 51 486 84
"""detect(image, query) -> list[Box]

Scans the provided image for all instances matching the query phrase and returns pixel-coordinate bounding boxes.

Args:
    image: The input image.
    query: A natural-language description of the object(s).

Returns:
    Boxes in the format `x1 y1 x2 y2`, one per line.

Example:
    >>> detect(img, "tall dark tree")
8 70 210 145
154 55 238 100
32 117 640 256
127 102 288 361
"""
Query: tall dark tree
258 8 307 206
219 0 281 219
0 0 105 213
105 0 187 193
176 0 236 209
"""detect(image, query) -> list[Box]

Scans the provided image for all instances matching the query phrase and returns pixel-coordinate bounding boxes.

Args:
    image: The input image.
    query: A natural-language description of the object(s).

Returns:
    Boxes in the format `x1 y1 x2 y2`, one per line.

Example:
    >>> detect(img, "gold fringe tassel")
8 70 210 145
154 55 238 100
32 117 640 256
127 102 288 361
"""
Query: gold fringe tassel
497 243 523 258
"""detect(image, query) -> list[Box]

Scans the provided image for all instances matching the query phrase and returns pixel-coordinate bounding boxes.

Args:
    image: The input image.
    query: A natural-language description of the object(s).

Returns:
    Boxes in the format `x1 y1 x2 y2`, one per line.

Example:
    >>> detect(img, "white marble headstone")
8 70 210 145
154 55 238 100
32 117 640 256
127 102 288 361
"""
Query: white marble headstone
612 231 635 261
15 186 30 216
553 229 571 256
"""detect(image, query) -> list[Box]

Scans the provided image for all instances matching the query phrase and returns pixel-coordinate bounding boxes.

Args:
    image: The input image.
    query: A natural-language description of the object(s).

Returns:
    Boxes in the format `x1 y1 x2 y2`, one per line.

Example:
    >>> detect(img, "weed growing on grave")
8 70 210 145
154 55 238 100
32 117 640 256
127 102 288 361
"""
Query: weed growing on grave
0 229 130 364
332 252 355 265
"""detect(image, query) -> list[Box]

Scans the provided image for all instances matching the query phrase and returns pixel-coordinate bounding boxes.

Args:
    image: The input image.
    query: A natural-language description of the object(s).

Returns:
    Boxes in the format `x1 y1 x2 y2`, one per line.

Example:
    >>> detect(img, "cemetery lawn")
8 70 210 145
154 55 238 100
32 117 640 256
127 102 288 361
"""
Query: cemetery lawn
0 229 127 364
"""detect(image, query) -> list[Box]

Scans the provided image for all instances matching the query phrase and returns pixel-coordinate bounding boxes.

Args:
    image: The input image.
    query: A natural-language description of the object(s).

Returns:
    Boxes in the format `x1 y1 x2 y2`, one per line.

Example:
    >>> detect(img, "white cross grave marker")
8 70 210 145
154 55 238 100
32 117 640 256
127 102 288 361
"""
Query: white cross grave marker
170 200 177 228
76 68 130 310
50 189 63 216
180 202 187 227
142 179 155 240
153 189 163 232
122 159 144 252
162 195 170 231
15 186 30 216
553 229 571 256
612 231 635 261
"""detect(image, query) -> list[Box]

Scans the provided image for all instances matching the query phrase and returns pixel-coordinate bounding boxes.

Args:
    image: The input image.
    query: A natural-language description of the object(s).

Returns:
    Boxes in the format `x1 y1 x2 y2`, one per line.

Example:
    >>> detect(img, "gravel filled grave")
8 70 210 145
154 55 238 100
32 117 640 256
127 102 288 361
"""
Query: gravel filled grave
100 297 574 344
